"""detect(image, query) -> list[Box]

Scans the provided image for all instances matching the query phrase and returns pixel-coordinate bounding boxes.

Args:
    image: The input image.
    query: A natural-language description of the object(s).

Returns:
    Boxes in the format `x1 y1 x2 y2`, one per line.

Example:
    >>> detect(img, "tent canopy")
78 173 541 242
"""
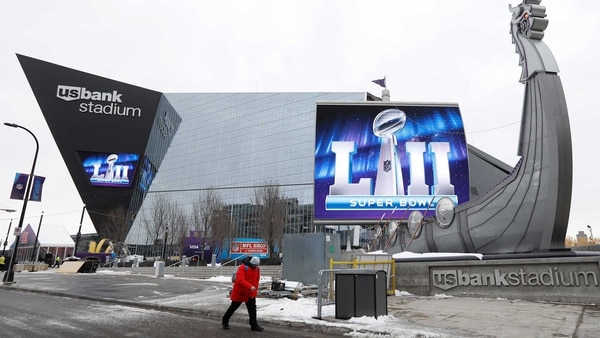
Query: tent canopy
11 223 74 248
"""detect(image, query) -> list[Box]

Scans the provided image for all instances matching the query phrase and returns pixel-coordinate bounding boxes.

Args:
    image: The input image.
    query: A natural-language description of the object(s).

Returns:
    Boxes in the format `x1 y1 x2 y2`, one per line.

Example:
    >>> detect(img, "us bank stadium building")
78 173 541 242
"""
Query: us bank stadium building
18 55 507 260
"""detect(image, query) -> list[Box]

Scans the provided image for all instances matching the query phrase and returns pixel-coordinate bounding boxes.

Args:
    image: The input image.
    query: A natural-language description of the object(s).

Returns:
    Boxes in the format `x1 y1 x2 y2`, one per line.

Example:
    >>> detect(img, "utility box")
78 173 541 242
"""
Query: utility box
335 269 387 319
282 233 341 285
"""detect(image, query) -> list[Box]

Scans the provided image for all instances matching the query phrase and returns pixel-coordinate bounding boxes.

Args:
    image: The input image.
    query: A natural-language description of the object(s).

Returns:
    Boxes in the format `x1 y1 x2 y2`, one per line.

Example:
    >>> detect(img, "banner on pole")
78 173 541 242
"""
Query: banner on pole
10 173 28 200
9 173 46 202
30 175 46 202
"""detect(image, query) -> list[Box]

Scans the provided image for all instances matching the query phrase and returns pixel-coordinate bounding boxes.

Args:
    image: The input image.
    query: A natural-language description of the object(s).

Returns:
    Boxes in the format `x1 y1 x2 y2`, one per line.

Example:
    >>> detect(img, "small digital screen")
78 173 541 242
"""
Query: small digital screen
138 156 156 193
79 151 140 187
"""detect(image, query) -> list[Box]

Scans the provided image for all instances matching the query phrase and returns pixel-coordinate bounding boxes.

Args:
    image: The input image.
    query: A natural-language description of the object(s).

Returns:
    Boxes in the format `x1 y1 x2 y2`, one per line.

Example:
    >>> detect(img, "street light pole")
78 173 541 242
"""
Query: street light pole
2 219 13 256
30 211 44 262
3 122 39 284
73 205 86 257
162 226 168 261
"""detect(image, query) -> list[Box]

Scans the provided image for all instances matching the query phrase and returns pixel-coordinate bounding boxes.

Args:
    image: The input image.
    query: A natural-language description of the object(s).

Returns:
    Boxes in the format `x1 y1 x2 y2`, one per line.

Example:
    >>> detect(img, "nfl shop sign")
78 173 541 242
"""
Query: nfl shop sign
230 241 268 254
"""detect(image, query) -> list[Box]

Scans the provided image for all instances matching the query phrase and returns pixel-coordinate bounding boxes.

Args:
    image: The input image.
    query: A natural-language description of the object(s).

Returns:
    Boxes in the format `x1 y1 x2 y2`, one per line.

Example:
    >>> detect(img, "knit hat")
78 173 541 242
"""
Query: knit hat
250 256 260 266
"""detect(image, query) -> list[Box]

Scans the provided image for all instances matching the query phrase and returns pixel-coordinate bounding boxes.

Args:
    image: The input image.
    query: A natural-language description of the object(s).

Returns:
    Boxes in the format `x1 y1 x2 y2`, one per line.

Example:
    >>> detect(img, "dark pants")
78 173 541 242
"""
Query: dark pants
222 297 258 328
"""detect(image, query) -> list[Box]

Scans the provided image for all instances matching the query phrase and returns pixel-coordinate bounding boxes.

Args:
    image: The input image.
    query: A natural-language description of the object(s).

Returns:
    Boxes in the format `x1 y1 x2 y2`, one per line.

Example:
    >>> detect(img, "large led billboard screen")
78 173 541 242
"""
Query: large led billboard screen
79 151 140 188
314 102 470 222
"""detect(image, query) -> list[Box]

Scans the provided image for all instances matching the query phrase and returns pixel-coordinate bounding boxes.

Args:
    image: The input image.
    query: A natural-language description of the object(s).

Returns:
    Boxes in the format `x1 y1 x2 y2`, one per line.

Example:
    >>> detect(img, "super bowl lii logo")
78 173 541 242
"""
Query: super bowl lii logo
324 108 458 212
90 154 131 185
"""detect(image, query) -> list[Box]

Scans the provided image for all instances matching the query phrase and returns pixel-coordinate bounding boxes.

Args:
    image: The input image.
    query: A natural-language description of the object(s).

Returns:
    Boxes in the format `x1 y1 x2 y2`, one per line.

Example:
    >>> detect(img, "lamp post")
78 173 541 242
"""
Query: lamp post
73 205 86 258
162 226 168 261
3 122 39 284
2 219 13 256
30 211 44 262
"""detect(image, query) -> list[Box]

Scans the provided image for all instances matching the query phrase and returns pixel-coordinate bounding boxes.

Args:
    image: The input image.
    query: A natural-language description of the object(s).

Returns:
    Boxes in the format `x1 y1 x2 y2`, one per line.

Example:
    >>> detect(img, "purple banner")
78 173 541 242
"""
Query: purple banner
9 173 46 201
10 173 28 200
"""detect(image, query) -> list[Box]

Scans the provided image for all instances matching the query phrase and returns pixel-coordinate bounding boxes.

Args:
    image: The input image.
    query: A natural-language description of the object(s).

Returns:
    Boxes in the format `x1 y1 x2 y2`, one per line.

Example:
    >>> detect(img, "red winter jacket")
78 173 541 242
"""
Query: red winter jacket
230 264 260 302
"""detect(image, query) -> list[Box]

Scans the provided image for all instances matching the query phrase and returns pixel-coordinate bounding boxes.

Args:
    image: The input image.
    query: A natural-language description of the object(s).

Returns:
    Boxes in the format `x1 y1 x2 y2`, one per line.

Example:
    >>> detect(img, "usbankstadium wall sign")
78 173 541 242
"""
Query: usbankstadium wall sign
425 257 600 303
433 266 599 290
314 102 469 223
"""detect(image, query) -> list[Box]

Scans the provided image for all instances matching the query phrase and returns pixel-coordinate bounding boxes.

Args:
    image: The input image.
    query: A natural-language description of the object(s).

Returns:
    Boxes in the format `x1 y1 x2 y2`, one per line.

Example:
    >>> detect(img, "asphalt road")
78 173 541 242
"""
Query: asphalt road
0 289 342 338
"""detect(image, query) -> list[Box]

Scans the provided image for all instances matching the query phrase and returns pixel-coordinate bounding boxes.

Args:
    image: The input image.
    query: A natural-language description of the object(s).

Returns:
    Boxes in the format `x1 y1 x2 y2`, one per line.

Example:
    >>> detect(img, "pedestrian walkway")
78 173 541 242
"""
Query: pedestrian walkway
1 268 599 337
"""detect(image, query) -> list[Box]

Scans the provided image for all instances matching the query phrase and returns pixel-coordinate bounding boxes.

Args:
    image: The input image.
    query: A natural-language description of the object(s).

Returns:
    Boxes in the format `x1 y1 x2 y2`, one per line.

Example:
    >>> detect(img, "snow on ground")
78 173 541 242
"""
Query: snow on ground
93 269 449 337
30 267 454 337
198 275 447 337
388 250 483 260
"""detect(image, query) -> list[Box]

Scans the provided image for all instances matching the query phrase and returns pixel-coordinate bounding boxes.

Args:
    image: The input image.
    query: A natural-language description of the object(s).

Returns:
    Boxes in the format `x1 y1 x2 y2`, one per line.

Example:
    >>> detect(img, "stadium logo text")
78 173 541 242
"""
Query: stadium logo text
432 268 599 291
56 85 141 118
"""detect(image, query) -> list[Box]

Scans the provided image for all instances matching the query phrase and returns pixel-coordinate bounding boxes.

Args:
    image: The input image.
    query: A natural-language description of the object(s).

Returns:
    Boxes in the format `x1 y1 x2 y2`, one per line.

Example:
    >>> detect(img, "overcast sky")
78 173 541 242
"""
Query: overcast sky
1 1 598 246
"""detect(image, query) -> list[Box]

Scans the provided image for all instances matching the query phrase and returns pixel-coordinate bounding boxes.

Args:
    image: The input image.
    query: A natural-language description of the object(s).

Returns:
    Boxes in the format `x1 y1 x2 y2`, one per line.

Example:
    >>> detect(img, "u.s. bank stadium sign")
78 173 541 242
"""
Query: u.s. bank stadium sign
432 267 600 291
56 85 143 118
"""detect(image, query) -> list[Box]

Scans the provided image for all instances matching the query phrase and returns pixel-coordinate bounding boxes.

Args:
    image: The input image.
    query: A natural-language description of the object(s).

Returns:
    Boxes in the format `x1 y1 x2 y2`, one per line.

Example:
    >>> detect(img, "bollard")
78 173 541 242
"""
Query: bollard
211 253 216 267
154 260 165 277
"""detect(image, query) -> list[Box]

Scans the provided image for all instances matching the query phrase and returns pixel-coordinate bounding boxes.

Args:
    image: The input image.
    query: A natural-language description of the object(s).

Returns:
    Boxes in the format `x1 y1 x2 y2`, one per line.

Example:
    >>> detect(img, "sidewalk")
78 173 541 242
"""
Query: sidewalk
2 268 599 337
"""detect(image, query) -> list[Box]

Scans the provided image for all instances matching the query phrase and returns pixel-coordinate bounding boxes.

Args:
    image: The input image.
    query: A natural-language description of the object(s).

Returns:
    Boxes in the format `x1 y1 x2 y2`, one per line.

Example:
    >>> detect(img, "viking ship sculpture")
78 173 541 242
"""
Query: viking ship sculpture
385 0 572 255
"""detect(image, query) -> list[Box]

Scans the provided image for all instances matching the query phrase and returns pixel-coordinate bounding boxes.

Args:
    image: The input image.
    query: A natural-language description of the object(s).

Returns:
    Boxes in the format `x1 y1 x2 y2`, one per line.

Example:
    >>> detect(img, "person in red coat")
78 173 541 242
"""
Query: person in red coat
222 256 264 332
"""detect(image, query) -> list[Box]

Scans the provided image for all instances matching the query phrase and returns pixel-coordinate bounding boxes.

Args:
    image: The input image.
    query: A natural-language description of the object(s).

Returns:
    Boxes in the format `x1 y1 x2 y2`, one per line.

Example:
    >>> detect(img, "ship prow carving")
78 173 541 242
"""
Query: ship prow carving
382 0 572 255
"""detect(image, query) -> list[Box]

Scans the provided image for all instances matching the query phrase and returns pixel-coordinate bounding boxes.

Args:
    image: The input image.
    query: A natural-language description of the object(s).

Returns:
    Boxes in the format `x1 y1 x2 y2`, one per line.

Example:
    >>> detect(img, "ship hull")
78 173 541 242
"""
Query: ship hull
387 72 572 255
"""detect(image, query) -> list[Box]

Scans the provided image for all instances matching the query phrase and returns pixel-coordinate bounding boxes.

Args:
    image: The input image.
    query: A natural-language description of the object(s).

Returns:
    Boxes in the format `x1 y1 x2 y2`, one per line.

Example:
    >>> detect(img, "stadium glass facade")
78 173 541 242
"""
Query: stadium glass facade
125 92 371 246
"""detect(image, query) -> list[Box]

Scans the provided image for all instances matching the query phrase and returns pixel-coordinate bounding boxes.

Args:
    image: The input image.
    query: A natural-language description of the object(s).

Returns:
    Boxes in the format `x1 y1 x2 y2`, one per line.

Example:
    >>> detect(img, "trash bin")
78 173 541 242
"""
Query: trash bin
335 269 387 319
154 260 165 277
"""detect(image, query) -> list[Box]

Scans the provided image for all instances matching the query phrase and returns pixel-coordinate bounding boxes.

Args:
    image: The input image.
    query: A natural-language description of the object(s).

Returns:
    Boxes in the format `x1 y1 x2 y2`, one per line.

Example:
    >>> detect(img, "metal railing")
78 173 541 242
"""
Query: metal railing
165 255 201 268
213 254 248 277
314 269 345 319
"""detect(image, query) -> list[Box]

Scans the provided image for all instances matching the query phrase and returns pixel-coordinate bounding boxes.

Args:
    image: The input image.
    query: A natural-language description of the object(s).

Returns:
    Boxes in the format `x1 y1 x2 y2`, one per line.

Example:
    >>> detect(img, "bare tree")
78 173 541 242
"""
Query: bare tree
191 188 224 262
168 202 189 260
102 207 132 243
143 194 172 258
212 207 234 260
253 181 286 257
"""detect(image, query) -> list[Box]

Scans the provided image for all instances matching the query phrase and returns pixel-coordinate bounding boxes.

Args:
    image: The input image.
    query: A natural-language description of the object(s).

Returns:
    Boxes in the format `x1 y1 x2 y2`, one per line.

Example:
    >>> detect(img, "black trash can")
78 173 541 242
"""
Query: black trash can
335 269 387 319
